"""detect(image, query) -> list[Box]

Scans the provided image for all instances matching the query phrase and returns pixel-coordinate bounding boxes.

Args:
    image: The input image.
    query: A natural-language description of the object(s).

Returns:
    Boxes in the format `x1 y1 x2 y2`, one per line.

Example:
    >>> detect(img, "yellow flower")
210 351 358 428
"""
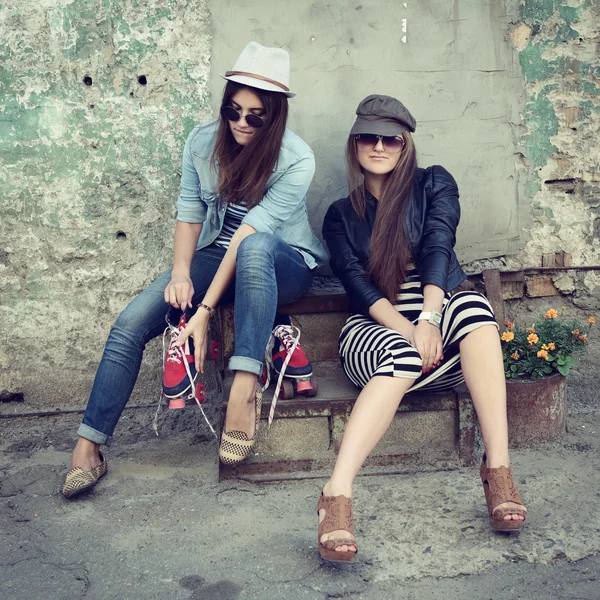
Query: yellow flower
548 342 556 350
573 329 580 335
510 351 520 360
501 331 515 342
527 333 539 345
541 344 548 351
544 308 558 319
537 349 549 360
562 306 567 312
589 317 596 325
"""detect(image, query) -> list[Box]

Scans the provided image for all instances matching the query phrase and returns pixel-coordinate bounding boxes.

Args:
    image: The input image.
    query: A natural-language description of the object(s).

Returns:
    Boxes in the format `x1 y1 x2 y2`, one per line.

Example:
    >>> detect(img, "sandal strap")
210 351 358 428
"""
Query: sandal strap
481 463 525 516
320 537 358 550
317 494 355 537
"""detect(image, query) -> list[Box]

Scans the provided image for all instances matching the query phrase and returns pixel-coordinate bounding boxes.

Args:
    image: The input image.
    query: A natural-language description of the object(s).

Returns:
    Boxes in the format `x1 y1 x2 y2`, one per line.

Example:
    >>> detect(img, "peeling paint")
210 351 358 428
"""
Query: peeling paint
0 0 213 398
507 0 600 297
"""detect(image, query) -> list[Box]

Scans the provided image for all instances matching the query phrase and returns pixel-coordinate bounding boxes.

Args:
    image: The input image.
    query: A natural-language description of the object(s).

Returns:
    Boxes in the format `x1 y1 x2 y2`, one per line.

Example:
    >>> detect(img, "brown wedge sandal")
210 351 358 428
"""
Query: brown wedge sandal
317 493 358 563
480 454 527 532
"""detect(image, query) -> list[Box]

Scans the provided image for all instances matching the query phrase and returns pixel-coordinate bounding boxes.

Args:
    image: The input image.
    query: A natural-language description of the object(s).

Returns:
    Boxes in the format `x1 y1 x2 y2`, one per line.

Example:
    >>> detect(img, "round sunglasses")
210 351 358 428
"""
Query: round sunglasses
222 105 267 128
355 134 405 153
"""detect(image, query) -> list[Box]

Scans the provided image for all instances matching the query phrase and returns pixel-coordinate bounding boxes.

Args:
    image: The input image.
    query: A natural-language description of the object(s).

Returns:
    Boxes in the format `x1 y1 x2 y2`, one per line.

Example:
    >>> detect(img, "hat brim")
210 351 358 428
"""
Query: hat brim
350 117 409 137
220 74 296 98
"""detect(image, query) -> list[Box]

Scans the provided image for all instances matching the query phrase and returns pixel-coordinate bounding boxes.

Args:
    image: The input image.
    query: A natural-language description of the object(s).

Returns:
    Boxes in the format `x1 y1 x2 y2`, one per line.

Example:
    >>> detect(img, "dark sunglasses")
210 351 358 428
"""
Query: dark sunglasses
222 105 266 128
355 134 405 153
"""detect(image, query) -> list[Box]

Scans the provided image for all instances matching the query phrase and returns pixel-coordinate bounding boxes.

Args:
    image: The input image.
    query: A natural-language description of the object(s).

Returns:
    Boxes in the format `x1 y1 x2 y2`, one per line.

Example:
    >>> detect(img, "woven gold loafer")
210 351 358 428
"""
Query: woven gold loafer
219 388 262 465
62 452 108 499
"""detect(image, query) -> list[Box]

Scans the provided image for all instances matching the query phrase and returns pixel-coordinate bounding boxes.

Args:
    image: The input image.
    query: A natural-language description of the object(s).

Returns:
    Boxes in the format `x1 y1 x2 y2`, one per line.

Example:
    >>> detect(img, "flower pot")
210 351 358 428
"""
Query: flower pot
506 372 566 447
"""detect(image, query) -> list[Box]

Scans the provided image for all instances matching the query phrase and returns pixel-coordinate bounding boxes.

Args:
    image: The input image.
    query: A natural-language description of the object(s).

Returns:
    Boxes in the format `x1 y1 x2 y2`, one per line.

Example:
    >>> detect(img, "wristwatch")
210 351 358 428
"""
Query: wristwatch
417 310 442 328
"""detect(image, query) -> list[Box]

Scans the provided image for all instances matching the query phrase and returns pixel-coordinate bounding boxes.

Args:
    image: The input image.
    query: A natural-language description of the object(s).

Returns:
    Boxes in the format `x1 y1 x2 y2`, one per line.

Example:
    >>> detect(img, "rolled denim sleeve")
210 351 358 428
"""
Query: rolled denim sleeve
175 127 207 224
242 152 315 233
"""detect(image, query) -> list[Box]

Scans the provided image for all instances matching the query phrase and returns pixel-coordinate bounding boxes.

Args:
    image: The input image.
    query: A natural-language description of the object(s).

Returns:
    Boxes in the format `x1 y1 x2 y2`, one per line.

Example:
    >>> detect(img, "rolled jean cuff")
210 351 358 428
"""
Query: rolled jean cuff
228 355 263 376
77 423 112 446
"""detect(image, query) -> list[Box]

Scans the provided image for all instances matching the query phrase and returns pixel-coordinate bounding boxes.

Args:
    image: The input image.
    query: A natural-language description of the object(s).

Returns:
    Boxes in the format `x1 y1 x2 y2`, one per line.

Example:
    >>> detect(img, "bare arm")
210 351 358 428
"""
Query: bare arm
368 298 415 339
201 223 256 309
412 283 445 373
177 223 257 372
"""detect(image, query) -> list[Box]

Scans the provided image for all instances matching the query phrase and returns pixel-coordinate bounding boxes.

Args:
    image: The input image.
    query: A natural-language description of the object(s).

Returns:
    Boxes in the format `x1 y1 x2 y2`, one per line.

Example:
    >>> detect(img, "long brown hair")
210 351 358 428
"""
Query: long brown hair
346 133 418 301
211 81 288 208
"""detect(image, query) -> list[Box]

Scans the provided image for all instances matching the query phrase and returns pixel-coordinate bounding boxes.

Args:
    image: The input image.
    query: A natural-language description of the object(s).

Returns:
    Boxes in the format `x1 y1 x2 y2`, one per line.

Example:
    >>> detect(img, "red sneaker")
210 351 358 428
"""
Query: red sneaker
270 325 313 378
162 313 197 398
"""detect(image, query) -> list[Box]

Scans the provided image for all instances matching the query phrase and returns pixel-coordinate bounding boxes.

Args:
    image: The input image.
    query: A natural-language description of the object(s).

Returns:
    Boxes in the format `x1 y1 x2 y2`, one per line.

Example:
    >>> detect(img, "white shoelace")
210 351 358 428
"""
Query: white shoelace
262 324 301 427
165 324 183 364
152 322 217 438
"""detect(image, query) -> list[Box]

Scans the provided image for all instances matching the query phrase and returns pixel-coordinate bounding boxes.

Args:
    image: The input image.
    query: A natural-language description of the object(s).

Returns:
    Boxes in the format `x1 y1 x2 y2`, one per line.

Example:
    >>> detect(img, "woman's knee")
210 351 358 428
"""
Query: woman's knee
237 232 278 261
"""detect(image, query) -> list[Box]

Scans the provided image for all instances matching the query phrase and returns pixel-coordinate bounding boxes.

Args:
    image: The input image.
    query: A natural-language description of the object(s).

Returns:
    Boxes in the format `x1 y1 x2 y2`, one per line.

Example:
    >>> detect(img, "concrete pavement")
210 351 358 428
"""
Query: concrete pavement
1 399 599 600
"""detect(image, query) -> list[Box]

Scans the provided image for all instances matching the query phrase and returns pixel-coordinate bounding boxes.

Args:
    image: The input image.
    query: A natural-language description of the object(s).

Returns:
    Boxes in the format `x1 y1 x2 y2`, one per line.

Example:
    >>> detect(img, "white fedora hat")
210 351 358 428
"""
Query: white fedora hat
221 42 296 98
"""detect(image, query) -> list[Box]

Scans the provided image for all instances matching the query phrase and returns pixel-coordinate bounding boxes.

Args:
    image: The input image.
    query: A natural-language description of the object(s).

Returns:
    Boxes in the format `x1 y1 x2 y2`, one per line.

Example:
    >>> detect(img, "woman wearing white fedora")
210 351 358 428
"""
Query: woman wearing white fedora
62 42 326 498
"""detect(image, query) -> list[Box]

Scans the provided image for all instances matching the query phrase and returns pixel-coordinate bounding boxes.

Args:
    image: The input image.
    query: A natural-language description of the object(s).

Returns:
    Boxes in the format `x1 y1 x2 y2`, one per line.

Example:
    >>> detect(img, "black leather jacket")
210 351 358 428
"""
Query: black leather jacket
322 165 467 315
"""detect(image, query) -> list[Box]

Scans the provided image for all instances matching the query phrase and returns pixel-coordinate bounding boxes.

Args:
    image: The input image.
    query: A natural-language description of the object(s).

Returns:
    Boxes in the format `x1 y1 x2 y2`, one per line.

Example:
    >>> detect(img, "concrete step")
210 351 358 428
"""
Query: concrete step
219 360 475 482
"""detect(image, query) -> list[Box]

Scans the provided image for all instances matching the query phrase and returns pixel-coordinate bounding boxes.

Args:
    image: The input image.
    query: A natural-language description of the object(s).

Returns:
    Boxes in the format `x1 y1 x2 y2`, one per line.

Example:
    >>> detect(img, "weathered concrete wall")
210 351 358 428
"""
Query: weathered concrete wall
507 0 600 306
0 0 212 406
210 0 526 263
2 0 599 411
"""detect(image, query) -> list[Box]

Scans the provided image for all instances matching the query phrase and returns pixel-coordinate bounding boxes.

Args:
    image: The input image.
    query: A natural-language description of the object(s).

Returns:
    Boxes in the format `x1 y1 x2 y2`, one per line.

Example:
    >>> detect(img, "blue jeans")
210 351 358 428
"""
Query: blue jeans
78 233 314 445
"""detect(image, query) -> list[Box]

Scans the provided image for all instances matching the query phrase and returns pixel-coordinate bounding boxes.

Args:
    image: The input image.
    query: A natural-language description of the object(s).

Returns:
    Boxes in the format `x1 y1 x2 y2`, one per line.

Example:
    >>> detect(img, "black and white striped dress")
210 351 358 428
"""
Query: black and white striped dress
339 269 497 391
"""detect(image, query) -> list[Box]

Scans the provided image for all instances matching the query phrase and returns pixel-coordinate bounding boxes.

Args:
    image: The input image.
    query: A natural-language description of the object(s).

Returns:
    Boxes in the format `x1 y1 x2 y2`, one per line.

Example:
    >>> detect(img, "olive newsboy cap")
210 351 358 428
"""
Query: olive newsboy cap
350 94 417 136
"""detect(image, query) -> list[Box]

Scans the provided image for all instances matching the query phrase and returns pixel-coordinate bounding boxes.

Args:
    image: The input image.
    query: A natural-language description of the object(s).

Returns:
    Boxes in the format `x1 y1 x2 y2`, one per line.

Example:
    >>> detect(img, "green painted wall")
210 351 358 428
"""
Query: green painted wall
0 0 212 406
512 0 600 298
1 0 599 409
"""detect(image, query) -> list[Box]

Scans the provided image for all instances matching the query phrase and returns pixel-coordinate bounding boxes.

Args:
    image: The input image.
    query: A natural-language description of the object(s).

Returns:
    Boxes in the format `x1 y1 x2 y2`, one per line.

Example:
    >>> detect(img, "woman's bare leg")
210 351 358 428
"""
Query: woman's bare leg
459 324 526 521
320 375 415 552
224 371 259 437
69 437 102 471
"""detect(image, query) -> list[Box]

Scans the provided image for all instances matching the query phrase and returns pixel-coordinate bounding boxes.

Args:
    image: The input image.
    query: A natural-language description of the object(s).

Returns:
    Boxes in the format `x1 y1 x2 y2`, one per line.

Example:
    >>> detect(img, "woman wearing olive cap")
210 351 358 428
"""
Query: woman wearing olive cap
318 94 526 563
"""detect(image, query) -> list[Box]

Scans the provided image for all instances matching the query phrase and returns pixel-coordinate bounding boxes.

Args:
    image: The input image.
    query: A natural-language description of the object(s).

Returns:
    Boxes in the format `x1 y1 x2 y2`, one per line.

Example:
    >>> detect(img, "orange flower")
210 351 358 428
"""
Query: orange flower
589 317 595 325
501 331 515 342
544 308 558 319
504 319 514 329
527 333 539 345
541 344 548 351
548 342 556 350
579 334 587 342
537 349 549 360
510 351 520 360
573 329 580 335
527 327 536 334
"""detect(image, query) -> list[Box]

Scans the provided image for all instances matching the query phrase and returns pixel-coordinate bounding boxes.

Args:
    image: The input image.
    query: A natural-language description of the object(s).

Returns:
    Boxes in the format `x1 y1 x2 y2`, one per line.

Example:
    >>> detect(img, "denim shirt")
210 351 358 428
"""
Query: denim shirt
175 120 327 270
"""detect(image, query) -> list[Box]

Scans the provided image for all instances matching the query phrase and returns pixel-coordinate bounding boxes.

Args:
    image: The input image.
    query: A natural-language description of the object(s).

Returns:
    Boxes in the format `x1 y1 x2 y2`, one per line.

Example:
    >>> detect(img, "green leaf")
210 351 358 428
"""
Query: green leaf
557 357 567 365
510 365 518 372
511 372 519 378
557 364 570 376
544 365 553 374
565 356 577 366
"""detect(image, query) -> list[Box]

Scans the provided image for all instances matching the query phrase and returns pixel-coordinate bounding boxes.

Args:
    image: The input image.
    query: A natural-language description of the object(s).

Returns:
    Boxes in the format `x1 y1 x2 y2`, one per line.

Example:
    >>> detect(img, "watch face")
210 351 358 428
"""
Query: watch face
431 312 442 326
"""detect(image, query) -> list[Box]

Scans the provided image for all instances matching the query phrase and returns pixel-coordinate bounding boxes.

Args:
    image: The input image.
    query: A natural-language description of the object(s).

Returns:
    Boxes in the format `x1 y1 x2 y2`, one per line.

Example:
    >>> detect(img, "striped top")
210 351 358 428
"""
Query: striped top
214 202 248 249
